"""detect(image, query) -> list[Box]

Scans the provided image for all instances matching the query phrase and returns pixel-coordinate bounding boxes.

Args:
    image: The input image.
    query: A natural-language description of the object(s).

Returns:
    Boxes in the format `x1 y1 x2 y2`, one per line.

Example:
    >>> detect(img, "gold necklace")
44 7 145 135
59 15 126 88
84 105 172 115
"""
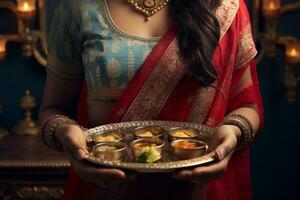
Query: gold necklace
128 0 169 21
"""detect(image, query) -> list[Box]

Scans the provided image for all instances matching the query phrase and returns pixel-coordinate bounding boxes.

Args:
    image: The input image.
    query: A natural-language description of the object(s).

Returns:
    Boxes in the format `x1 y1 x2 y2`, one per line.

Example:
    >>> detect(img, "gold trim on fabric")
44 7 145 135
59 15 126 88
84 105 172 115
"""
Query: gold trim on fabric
216 0 240 41
122 39 188 121
188 83 217 124
235 23 257 68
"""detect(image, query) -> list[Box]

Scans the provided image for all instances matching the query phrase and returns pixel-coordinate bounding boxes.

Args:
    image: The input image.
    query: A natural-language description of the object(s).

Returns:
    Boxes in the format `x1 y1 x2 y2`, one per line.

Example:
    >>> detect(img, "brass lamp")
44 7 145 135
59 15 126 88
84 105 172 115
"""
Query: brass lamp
11 90 40 136
0 0 47 65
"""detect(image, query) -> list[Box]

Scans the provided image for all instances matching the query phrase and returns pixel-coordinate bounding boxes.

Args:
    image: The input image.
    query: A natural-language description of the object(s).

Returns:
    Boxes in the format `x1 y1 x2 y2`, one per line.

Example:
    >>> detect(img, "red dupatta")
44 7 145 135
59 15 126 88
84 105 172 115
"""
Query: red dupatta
64 0 264 199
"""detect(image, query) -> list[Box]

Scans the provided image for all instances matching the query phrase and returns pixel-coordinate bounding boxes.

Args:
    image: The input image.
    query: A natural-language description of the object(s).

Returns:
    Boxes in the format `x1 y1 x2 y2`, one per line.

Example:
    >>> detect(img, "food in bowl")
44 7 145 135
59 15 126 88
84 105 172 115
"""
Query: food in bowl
171 139 207 160
172 140 199 149
93 142 127 162
130 139 165 163
93 131 124 142
134 126 164 139
168 128 199 141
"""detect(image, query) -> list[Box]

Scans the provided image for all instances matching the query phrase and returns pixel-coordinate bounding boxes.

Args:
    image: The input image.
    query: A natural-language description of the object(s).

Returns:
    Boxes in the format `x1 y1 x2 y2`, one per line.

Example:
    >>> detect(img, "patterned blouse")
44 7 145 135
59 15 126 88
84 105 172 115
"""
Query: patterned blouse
47 0 159 101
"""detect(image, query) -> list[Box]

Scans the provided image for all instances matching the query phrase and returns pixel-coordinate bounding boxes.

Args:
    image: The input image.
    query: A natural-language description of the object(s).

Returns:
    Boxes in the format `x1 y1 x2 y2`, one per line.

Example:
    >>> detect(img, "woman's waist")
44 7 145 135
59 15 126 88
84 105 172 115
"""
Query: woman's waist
87 86 124 103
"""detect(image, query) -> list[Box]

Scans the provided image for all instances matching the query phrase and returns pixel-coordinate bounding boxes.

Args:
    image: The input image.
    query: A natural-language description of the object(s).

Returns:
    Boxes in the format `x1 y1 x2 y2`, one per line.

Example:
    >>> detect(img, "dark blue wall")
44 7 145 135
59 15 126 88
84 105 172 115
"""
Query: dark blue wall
0 1 300 200
251 6 300 199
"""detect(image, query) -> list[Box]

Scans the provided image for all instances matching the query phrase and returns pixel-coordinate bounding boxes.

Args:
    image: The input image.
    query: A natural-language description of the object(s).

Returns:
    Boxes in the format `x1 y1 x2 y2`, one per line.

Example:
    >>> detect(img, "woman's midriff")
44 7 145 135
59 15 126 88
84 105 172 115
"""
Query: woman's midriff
87 99 116 127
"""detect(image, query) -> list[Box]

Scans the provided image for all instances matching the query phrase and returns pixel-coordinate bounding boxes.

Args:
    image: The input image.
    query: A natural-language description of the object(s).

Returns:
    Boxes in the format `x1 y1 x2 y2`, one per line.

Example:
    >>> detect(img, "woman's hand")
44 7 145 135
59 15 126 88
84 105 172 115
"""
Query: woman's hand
174 125 241 183
55 124 126 183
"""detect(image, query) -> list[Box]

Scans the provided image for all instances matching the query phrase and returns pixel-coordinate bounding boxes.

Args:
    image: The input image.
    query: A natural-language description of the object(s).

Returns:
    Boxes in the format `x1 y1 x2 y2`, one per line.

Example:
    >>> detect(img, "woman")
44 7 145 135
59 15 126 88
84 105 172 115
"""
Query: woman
39 0 263 199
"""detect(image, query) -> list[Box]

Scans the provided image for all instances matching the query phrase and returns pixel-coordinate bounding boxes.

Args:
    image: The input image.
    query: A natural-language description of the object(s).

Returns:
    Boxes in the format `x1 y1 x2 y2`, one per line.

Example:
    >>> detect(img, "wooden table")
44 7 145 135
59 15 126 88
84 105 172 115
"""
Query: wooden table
0 135 70 200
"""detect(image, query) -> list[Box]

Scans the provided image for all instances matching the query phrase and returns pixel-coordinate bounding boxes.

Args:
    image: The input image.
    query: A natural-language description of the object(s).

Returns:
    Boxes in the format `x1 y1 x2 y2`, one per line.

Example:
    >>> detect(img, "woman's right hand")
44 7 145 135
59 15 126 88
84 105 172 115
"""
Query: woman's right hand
55 124 126 182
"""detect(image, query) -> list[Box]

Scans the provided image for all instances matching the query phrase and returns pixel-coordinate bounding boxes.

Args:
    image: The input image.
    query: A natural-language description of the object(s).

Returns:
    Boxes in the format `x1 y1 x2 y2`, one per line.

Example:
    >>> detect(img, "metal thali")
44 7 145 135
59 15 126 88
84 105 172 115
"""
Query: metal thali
84 120 217 173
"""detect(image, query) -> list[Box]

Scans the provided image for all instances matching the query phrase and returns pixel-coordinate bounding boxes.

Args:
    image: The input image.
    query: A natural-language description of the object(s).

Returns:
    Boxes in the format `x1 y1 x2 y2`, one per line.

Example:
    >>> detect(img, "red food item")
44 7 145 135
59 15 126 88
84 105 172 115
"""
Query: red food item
173 140 198 149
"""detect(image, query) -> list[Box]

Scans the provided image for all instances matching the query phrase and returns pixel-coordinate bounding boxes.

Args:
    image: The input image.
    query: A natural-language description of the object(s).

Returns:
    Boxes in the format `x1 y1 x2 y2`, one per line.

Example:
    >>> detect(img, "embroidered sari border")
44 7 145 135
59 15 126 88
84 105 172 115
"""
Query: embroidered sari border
122 39 187 121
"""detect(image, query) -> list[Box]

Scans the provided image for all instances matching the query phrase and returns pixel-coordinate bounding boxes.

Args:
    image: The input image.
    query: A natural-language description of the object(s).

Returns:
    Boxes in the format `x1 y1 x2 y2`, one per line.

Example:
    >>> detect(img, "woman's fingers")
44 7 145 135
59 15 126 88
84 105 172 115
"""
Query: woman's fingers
65 148 126 182
175 126 239 181
214 133 237 160
63 130 88 160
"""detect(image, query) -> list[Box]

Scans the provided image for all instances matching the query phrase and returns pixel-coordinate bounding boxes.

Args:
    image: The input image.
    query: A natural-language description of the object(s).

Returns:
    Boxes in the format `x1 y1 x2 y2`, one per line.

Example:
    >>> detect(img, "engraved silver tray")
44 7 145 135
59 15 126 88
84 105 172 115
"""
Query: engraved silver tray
84 120 217 173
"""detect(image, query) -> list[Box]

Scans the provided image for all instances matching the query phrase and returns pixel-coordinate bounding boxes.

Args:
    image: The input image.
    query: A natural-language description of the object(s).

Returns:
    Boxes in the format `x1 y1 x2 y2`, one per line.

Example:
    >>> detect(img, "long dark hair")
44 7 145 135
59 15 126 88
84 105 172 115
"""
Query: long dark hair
170 0 221 86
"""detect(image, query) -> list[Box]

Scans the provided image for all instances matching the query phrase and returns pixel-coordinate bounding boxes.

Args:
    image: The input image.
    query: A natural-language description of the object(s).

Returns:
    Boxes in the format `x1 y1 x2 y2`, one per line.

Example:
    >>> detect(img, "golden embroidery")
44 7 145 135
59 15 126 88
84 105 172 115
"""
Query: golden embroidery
111 40 120 53
188 83 217 124
216 0 239 41
235 23 257 68
122 39 188 121
107 58 121 79
126 39 154 48
128 51 135 80
98 13 109 29
101 29 111 37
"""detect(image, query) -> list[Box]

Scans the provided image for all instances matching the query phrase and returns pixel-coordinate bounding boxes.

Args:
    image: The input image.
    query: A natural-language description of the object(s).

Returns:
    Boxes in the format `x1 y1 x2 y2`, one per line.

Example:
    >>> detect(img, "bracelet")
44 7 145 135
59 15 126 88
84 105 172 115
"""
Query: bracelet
230 113 255 139
40 115 84 152
221 114 254 149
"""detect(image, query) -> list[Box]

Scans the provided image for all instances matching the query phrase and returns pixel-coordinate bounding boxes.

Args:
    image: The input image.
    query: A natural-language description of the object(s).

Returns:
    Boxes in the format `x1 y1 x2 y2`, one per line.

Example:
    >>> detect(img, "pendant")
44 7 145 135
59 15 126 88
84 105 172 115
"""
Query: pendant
128 0 169 21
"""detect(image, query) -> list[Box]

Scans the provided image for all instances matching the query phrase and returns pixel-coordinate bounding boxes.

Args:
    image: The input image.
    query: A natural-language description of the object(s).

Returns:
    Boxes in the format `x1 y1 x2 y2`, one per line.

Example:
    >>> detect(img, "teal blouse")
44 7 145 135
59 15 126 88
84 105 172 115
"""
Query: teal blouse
47 0 159 100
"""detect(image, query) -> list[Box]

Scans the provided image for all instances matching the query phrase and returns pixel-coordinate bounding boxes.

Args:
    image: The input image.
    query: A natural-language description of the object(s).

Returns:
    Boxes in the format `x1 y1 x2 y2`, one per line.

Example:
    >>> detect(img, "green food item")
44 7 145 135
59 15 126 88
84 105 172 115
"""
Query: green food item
136 146 161 163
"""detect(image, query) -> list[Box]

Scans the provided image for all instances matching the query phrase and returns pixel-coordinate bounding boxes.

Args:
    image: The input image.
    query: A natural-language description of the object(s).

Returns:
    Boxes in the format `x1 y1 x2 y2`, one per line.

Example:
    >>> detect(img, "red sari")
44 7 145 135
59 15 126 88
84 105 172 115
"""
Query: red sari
64 0 264 199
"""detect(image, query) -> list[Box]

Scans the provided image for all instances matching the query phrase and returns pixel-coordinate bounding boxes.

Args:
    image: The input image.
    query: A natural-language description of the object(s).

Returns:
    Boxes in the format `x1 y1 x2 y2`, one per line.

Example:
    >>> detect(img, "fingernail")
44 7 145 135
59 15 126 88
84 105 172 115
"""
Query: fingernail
217 148 226 160
77 149 87 159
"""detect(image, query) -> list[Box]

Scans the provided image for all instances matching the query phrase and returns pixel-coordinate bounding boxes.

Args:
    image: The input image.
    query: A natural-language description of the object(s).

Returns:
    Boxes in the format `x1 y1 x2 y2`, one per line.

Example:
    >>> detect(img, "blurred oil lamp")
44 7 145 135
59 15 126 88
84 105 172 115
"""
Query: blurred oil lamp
17 0 36 20
0 37 7 60
262 0 281 57
284 41 300 104
285 42 300 65
16 0 37 58
262 0 281 18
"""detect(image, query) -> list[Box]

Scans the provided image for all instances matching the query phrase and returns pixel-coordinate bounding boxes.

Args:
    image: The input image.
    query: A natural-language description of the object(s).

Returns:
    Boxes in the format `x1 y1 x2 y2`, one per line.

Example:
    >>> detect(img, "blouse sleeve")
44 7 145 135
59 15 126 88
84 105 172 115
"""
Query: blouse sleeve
46 0 83 81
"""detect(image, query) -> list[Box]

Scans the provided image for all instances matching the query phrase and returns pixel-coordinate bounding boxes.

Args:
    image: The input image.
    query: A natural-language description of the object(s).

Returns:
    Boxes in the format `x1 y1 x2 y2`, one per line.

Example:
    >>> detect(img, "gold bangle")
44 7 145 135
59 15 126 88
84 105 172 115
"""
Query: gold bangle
221 116 253 149
230 113 255 140
41 115 84 152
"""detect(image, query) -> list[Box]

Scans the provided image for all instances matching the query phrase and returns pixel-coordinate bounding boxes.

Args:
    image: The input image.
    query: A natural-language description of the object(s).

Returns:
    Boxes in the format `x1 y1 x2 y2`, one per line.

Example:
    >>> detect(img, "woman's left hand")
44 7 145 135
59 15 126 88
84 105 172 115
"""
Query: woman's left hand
174 124 241 183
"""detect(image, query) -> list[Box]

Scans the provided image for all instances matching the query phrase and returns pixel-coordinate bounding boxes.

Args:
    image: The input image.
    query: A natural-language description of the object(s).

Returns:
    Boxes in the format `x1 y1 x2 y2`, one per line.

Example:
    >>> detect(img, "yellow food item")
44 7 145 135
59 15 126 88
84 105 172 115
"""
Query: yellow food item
137 131 154 137
172 130 194 138
94 132 122 142
95 145 117 152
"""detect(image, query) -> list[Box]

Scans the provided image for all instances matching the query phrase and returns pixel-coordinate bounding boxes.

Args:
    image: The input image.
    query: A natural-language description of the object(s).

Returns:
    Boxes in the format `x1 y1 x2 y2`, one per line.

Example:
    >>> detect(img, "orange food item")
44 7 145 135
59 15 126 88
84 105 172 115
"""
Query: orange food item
173 140 198 149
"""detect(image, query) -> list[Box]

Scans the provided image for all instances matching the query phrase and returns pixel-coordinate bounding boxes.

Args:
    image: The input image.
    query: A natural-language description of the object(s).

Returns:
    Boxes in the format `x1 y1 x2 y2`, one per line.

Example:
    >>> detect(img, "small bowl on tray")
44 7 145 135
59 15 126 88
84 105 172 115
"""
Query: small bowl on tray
130 138 165 163
167 127 199 142
92 130 125 143
92 142 127 162
170 139 208 160
133 126 165 140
